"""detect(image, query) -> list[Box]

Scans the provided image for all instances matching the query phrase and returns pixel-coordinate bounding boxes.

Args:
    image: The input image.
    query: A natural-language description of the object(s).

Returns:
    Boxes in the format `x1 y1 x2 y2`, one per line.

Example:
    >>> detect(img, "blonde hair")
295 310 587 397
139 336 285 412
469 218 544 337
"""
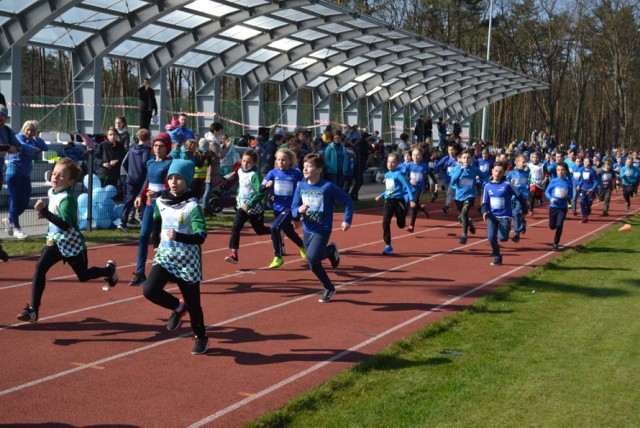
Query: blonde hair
21 120 39 134
184 139 197 152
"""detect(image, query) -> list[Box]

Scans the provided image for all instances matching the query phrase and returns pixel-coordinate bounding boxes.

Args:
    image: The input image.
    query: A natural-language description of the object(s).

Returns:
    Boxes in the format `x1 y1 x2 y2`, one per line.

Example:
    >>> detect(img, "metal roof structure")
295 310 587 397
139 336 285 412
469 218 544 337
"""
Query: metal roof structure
0 0 547 136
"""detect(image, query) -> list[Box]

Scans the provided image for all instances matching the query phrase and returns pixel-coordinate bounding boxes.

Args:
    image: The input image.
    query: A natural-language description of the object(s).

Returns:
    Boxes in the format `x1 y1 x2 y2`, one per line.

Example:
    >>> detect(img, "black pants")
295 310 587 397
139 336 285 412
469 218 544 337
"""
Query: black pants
139 110 152 131
409 189 424 227
382 198 407 245
229 209 270 250
143 264 205 338
455 197 475 235
31 245 111 310
549 207 567 245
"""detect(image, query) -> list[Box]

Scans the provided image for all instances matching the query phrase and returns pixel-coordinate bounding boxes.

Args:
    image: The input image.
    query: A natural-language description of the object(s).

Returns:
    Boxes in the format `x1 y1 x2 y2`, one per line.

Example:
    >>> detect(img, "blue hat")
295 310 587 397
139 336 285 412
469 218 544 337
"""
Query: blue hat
167 159 194 189
0 104 7 117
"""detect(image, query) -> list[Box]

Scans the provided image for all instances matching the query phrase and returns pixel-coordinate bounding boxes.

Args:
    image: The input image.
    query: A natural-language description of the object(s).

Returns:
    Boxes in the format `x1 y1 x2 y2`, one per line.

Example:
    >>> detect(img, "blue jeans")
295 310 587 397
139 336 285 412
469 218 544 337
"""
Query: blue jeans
136 202 155 275
7 174 31 229
579 190 594 218
303 230 333 291
201 182 212 210
486 215 511 257
511 199 525 234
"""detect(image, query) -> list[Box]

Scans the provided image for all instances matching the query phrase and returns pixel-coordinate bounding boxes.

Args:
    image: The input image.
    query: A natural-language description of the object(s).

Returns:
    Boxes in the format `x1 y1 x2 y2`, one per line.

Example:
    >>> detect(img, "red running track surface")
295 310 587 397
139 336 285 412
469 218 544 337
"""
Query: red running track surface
0 196 635 426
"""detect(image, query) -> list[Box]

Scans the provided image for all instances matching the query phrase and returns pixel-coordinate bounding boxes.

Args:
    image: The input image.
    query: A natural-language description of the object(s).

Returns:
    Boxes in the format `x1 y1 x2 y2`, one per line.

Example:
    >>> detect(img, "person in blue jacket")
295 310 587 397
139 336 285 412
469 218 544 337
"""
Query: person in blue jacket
545 161 573 250
261 147 306 268
375 152 415 255
505 154 530 243
323 133 350 189
450 150 481 244
404 146 436 232
575 157 600 223
292 153 353 303
118 128 151 232
434 143 459 213
3 120 48 240
481 162 526 265
619 156 640 210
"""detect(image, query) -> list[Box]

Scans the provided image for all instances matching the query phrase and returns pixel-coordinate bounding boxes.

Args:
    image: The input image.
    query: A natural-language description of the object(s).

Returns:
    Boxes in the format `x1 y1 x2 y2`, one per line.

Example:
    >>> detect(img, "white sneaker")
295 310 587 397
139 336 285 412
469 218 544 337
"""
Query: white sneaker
14 229 28 240
3 218 14 237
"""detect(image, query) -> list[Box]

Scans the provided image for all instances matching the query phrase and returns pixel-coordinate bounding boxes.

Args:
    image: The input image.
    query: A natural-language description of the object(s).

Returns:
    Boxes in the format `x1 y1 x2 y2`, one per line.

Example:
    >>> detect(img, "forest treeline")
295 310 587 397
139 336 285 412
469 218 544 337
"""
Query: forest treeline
19 0 640 150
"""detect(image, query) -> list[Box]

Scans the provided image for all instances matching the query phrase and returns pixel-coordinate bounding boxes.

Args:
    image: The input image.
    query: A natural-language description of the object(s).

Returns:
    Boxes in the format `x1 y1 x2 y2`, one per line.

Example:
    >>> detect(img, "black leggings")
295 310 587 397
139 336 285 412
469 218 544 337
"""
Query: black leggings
31 245 111 310
549 207 567 245
382 198 407 245
229 209 270 250
143 264 205 338
455 197 475 235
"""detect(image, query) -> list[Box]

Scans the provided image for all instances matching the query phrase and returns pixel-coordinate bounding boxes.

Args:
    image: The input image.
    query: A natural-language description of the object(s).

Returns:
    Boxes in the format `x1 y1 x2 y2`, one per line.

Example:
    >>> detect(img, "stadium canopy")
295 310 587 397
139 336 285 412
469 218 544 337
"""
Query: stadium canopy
0 0 548 136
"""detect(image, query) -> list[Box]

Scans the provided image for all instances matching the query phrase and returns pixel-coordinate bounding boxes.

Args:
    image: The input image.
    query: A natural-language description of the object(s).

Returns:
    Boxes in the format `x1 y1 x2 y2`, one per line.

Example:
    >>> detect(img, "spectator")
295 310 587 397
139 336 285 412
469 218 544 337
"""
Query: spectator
137 78 157 131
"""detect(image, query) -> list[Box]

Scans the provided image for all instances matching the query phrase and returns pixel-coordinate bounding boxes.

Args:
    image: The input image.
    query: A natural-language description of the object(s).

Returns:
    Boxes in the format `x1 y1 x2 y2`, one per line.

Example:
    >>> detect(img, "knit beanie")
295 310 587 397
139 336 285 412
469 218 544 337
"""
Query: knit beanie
167 159 194 189
152 132 172 150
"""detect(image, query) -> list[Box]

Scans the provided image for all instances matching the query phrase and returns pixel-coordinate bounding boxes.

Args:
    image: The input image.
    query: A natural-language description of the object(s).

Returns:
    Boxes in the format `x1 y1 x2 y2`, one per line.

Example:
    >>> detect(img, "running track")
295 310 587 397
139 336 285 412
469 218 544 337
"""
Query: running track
0 196 635 426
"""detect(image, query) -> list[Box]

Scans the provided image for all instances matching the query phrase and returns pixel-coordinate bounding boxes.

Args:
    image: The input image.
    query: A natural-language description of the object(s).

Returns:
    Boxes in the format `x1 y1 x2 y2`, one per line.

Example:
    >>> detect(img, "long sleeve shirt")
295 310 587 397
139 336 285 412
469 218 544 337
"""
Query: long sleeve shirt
378 170 413 203
481 179 524 218
545 177 573 209
450 164 481 200
292 179 354 234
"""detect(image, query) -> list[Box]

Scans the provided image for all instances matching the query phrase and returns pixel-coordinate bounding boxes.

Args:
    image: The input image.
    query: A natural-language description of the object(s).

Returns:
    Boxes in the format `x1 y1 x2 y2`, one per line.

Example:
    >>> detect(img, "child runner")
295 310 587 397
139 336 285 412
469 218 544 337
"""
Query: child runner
404 146 437 232
481 162 526 265
129 132 173 286
434 143 459 213
545 161 573 251
597 157 616 216
292 153 353 303
619 156 640 210
118 128 151 233
575 157 600 223
375 152 415 255
16 158 118 322
225 149 270 264
144 159 209 355
450 150 481 244
261 148 306 268
568 155 583 216
506 154 530 242
526 151 549 215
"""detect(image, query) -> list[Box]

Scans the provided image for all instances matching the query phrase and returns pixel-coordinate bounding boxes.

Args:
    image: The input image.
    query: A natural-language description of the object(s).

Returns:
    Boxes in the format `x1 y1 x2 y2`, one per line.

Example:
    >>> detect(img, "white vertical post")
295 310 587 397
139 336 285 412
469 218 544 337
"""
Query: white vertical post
481 0 494 142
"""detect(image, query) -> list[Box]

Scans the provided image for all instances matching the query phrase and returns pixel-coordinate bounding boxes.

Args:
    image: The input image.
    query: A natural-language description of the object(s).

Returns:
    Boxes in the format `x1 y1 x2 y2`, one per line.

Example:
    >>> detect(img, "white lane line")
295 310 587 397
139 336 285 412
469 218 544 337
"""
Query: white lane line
188 222 615 427
0 216 615 398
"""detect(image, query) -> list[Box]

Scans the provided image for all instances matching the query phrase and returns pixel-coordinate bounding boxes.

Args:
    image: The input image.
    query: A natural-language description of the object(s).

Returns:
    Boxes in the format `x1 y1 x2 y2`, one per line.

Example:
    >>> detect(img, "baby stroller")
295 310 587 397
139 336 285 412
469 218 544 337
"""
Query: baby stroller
205 160 242 215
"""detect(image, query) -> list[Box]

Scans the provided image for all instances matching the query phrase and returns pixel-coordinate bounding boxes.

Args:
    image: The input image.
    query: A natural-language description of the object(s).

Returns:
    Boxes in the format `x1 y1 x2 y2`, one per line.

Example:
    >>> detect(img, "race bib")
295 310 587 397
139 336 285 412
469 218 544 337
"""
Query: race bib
490 197 505 211
274 180 294 196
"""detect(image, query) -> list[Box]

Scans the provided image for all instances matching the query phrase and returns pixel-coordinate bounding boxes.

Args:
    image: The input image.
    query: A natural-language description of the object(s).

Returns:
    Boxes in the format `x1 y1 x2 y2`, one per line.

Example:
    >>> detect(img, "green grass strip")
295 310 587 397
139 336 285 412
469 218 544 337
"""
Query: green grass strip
250 218 640 427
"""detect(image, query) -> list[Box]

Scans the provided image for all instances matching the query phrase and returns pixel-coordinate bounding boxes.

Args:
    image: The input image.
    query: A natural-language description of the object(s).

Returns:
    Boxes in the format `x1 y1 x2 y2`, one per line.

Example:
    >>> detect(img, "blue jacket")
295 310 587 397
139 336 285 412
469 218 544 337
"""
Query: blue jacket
292 178 353 234
123 144 152 183
450 164 481 200
481 179 524 217
545 177 573 209
5 132 48 177
324 142 351 176
262 167 304 212
378 170 413 203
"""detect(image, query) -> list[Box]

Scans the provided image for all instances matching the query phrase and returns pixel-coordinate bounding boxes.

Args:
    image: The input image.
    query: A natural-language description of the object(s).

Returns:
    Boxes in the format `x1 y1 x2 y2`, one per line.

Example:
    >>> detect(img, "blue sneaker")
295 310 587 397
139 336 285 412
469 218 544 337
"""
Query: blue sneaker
382 245 394 255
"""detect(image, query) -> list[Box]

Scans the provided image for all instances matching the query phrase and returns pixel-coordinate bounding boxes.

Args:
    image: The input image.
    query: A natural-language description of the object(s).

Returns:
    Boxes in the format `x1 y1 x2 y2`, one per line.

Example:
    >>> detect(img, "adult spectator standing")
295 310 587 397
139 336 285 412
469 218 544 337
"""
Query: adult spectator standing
349 133 372 201
3 117 43 240
95 127 126 192
324 133 350 188
437 117 447 149
137 78 157 131
414 114 426 143
424 115 433 141
452 120 462 140
177 113 195 141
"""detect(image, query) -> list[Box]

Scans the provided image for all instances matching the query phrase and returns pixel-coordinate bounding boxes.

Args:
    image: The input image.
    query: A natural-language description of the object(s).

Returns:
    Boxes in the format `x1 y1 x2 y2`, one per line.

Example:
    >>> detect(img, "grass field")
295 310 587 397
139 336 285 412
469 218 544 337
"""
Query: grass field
249 216 640 427
4 206 638 426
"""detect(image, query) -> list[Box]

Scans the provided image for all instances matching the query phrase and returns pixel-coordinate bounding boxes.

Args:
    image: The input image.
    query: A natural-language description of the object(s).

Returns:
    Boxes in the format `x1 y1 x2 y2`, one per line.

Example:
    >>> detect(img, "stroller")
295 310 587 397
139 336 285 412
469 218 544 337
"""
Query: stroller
205 160 242 215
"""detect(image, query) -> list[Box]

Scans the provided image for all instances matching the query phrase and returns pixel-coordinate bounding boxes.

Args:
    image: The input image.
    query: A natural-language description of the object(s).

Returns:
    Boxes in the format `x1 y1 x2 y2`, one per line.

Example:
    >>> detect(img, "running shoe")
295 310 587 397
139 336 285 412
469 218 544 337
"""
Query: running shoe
17 304 38 323
406 225 414 232
382 245 394 255
299 247 307 260
14 229 28 240
318 289 336 303
3 218 14 236
225 253 238 264
129 272 146 286
167 300 187 331
490 257 503 266
105 260 118 287
192 336 210 355
327 242 340 268
269 257 284 269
